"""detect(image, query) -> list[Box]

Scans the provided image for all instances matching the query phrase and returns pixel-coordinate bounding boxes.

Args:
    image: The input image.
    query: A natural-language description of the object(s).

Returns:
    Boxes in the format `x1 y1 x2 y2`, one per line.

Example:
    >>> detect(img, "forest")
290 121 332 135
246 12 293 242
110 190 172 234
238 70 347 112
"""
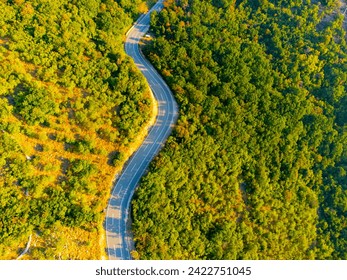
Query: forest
131 0 347 259
0 0 154 259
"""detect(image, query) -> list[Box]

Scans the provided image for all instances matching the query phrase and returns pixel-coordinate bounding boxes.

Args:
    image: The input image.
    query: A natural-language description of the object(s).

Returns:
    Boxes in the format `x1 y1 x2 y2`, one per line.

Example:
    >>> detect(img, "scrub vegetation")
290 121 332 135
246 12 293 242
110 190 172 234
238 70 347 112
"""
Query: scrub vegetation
0 0 154 259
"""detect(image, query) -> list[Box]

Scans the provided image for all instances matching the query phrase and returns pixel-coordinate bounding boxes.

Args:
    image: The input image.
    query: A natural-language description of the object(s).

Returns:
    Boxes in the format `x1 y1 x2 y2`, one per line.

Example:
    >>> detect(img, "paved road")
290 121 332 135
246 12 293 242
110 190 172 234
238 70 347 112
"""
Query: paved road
105 0 178 260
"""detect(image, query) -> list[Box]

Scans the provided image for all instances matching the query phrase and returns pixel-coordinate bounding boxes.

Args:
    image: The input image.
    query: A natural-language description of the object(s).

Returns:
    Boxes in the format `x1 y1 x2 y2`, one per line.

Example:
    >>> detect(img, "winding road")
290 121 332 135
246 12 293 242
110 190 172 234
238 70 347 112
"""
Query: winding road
105 0 178 260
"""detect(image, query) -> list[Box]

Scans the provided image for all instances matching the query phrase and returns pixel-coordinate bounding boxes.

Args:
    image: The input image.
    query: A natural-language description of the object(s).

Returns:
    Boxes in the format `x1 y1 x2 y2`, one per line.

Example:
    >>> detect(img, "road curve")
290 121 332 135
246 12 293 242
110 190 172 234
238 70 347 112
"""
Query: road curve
105 0 178 260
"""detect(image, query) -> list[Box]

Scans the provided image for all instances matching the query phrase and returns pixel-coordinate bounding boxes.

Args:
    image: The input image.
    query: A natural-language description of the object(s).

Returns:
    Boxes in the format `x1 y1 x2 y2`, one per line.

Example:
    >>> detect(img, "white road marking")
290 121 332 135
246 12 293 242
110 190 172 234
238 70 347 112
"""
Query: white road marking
106 0 178 260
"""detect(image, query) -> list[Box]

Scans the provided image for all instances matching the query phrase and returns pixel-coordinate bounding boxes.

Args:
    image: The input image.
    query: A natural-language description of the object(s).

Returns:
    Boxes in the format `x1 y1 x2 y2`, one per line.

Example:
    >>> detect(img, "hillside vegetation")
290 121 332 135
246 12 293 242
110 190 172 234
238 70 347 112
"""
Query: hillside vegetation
0 0 154 259
132 0 347 259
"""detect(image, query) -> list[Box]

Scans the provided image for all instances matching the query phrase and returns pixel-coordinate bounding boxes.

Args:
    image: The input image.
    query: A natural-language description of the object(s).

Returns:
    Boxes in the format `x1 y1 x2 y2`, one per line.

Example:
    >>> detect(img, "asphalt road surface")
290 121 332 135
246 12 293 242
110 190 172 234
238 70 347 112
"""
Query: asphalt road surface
105 0 178 260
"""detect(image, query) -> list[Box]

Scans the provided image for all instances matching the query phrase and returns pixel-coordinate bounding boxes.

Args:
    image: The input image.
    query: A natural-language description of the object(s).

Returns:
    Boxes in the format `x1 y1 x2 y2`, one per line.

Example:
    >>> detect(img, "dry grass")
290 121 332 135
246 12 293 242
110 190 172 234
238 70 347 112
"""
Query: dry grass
1 38 157 260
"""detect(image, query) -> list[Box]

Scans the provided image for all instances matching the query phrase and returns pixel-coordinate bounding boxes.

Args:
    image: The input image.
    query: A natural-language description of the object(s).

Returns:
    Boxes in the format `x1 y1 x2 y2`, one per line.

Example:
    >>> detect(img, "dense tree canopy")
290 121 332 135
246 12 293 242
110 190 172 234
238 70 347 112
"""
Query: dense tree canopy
132 0 347 259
